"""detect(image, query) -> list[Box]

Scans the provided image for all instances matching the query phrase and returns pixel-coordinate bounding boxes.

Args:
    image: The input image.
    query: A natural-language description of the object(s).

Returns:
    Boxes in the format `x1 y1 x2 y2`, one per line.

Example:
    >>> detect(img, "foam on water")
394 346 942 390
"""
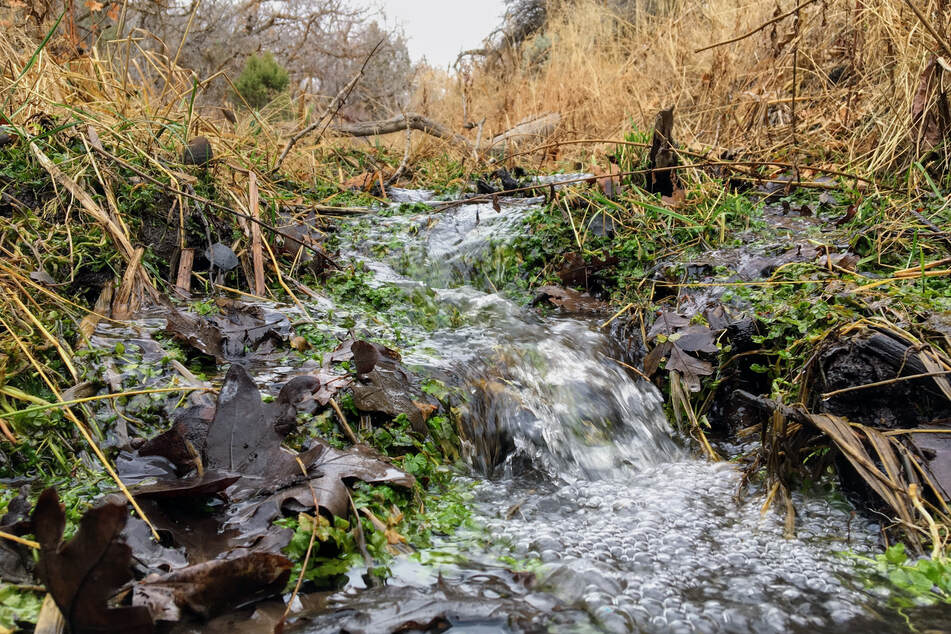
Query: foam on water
475 463 879 633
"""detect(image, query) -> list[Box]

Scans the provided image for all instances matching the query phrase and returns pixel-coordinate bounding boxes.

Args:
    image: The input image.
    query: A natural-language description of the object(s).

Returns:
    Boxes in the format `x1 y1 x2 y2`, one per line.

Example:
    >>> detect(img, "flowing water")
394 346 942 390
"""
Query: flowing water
86 184 929 632
283 187 917 634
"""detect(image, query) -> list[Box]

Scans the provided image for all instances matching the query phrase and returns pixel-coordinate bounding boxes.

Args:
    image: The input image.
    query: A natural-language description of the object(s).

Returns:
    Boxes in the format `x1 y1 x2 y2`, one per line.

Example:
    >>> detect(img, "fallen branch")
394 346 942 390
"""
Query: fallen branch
332 112 474 153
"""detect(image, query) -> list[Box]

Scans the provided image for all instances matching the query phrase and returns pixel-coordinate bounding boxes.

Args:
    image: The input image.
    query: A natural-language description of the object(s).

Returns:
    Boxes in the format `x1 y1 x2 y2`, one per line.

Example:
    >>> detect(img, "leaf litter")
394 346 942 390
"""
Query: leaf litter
27 357 415 630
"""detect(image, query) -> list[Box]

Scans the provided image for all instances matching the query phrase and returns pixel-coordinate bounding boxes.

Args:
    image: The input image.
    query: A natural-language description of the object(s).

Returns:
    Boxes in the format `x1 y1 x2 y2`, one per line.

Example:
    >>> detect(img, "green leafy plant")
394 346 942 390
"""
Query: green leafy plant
866 544 951 605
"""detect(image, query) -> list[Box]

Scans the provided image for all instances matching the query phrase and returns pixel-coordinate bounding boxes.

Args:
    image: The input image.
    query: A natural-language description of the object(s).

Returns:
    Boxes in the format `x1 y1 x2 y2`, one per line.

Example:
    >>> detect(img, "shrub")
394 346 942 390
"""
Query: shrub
233 52 289 109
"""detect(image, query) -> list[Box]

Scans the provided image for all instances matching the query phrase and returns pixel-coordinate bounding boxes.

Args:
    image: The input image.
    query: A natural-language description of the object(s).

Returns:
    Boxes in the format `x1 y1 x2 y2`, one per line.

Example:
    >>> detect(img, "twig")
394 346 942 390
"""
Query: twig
329 397 360 445
694 0 821 53
273 40 384 174
821 370 951 399
274 456 320 634
900 0 951 59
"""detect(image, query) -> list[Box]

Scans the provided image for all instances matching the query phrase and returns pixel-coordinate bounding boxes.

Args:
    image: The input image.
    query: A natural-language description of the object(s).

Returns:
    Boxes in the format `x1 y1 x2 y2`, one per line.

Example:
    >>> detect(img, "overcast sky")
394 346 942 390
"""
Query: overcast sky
374 0 507 69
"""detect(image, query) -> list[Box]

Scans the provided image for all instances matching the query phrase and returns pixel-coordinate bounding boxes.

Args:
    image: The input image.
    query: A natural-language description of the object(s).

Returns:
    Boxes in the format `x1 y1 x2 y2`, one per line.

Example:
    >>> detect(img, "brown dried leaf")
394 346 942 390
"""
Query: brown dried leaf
665 346 712 392
133 552 291 621
33 488 154 634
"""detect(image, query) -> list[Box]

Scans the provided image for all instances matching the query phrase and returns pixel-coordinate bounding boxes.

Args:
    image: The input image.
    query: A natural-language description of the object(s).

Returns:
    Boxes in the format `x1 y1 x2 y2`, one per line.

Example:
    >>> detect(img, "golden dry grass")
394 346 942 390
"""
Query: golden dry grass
411 0 950 183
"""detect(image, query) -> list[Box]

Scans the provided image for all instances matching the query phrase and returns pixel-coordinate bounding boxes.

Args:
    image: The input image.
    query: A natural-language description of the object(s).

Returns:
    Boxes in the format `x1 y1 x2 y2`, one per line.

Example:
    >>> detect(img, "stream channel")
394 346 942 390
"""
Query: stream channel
93 182 923 632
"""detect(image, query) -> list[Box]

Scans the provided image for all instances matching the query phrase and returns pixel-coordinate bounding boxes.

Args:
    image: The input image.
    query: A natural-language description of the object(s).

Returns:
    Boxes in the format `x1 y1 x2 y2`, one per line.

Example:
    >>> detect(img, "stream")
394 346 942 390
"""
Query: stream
88 184 922 633
284 187 894 633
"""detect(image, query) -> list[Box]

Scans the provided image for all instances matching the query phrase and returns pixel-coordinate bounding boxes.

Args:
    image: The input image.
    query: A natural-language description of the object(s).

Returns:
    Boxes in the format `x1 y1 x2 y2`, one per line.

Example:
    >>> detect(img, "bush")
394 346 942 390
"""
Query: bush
233 52 289 109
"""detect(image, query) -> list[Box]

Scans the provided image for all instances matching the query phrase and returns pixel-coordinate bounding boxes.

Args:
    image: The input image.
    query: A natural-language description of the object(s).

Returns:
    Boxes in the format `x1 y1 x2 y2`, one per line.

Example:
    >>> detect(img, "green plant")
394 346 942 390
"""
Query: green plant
861 544 951 607
233 52 289 109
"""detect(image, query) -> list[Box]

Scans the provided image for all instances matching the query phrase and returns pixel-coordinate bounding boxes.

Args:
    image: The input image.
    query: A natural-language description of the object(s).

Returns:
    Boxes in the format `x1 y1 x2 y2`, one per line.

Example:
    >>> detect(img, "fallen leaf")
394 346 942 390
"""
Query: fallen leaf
665 345 713 392
247 441 415 520
163 300 291 363
205 365 297 483
351 339 401 375
833 198 860 226
133 553 291 621
646 311 690 339
670 325 718 353
643 341 671 378
533 285 608 313
33 488 154 634
129 471 240 500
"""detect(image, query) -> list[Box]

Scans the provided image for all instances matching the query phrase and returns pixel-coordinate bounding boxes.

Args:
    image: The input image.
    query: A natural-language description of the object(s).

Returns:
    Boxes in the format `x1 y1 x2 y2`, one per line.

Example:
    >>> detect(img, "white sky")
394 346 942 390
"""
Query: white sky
374 0 508 69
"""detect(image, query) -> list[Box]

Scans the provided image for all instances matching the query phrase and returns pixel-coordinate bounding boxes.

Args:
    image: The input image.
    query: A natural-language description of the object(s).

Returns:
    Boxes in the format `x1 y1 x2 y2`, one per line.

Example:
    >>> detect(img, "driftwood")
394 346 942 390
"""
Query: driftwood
488 112 561 150
331 113 474 155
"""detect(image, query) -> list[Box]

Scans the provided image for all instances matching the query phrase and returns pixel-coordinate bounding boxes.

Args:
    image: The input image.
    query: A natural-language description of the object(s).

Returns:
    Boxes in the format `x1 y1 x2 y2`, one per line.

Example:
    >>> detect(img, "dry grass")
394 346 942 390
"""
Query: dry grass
412 0 950 183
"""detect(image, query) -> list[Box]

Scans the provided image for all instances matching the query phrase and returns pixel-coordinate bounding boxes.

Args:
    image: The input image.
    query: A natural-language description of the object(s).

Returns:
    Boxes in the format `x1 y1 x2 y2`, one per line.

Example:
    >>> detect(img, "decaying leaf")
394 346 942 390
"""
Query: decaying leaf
163 300 290 363
205 364 298 483
349 343 435 432
33 488 154 634
132 553 292 621
533 285 608 313
248 440 415 521
665 345 713 392
643 313 717 390
351 339 401 374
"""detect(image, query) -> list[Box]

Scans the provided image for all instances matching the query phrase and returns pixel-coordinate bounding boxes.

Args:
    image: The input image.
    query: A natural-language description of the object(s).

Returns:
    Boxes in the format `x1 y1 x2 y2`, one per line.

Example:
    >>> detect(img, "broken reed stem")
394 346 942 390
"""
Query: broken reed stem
0 530 39 550
0 316 160 541
821 369 951 399
0 386 215 420
248 173 266 296
329 397 360 445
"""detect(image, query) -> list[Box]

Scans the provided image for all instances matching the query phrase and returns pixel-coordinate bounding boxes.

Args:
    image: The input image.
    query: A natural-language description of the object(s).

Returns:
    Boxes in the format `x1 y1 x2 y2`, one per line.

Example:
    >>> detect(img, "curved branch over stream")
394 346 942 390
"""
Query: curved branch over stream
330 112 474 154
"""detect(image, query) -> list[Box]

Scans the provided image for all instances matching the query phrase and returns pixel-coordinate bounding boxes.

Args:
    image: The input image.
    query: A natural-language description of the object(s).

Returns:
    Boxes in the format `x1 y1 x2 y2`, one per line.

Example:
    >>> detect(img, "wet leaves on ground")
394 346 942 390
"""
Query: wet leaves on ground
163 299 291 363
